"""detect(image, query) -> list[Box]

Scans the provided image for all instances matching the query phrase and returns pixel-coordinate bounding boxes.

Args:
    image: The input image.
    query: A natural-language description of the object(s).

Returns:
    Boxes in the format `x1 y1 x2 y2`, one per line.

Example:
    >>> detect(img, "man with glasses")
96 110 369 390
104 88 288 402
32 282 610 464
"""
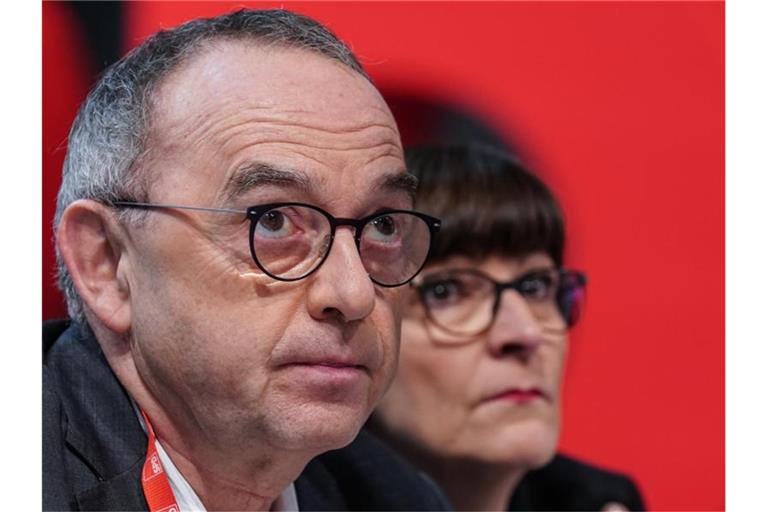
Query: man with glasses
44 9 445 511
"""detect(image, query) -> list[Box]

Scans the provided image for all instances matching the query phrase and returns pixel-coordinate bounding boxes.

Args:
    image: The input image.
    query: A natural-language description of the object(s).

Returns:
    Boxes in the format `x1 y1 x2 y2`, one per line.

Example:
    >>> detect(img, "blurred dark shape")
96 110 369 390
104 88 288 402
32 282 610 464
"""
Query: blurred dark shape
383 92 515 153
68 1 124 76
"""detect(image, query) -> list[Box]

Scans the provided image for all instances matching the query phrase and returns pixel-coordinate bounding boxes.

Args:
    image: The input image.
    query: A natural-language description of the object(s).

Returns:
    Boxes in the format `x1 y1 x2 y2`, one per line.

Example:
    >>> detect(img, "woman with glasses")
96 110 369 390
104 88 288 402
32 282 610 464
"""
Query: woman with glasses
370 144 644 511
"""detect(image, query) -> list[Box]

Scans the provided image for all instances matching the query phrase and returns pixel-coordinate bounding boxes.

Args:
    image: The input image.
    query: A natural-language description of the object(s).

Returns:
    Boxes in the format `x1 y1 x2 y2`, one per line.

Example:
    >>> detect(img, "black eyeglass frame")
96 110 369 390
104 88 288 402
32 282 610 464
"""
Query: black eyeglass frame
412 267 587 336
112 201 441 287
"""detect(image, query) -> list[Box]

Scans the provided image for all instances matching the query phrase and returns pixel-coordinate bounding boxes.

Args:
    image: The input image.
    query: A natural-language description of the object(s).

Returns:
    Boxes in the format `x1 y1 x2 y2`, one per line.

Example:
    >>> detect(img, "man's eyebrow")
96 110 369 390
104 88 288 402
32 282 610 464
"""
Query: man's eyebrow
377 171 418 202
224 162 312 202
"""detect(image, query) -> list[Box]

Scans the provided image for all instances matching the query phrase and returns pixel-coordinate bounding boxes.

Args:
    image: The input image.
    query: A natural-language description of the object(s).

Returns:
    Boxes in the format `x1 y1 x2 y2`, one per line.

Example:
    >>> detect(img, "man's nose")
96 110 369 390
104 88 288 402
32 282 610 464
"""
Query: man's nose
485 290 545 358
306 227 375 323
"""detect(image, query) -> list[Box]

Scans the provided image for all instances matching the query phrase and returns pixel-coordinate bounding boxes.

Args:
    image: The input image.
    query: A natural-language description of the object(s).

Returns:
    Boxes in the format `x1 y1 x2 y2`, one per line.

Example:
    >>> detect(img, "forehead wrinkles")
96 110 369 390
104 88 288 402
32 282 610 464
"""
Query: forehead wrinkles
207 108 401 153
148 92 402 175
152 102 403 195
142 43 404 207
148 43 399 154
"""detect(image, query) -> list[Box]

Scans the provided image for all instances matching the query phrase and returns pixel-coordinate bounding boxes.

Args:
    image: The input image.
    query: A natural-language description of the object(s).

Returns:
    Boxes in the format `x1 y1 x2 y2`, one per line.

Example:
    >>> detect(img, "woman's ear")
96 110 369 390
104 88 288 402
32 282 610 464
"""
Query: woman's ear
56 200 132 334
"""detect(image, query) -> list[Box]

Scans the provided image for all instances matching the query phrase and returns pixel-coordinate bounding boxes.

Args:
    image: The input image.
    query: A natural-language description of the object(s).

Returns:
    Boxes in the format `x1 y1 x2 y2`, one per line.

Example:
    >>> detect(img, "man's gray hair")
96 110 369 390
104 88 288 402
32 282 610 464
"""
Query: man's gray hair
54 8 370 323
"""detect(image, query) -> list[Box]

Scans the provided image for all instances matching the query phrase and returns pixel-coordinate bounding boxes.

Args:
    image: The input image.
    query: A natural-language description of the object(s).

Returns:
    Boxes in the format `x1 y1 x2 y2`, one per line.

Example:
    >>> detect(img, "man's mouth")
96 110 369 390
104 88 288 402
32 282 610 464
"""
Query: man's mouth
287 361 366 372
279 361 369 397
282 355 368 371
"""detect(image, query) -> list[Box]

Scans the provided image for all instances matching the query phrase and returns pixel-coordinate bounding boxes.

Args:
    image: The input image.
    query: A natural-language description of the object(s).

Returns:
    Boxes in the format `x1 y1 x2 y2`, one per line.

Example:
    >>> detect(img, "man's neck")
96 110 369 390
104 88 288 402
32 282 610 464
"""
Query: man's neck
138 393 310 511
160 440 296 511
97 336 311 511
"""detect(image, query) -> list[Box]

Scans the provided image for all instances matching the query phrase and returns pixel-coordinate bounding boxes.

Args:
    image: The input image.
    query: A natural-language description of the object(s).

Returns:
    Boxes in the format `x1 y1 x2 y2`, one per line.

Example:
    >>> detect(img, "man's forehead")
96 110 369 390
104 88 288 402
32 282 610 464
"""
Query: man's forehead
142 39 404 207
150 40 391 133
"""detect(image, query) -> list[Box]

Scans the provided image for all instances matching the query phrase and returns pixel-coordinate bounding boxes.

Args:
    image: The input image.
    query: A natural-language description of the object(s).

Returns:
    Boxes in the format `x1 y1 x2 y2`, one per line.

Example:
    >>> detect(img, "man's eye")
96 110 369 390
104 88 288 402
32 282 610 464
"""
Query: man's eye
518 273 555 300
367 214 400 242
255 210 294 239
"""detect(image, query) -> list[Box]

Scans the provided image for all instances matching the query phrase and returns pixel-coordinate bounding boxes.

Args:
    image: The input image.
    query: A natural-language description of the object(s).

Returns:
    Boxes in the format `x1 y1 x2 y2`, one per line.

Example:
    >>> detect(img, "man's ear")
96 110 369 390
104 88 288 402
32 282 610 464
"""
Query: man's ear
57 200 133 334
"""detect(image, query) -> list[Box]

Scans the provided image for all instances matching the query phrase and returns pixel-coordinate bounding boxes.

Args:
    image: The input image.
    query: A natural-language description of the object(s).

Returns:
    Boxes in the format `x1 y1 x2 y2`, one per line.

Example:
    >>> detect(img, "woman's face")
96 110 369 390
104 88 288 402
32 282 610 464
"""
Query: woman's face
375 252 568 469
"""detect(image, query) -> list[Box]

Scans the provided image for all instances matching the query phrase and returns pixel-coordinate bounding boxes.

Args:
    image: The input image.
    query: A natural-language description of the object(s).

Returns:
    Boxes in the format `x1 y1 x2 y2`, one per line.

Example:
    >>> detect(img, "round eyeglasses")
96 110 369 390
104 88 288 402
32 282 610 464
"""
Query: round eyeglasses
113 201 441 287
412 267 587 336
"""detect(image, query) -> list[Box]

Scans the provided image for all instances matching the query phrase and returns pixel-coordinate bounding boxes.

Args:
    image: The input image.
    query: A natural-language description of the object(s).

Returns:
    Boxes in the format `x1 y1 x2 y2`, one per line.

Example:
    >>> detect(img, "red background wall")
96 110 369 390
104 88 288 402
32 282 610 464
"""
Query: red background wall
43 2 724 510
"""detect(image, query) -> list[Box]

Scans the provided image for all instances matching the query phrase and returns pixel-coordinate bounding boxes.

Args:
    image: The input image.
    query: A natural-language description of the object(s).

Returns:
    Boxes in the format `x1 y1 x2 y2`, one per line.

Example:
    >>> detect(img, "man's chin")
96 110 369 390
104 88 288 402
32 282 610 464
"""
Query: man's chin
267 401 371 453
275 363 373 404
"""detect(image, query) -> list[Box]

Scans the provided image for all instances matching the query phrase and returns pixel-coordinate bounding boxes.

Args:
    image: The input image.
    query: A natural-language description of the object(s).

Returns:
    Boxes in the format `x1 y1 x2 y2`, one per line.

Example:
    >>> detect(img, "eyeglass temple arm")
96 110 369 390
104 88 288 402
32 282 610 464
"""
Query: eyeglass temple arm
113 201 247 216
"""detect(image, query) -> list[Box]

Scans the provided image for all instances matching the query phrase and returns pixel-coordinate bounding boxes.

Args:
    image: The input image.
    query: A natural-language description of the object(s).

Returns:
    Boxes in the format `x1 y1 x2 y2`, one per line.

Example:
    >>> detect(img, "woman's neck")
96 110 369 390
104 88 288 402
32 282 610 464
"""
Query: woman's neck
366 420 527 511
424 457 524 511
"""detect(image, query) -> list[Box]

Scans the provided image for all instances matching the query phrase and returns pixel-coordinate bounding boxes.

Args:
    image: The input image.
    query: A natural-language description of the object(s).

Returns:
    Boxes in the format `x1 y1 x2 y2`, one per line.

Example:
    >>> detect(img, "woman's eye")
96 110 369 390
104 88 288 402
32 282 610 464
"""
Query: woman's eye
518 273 555 300
422 280 464 307
255 210 294 238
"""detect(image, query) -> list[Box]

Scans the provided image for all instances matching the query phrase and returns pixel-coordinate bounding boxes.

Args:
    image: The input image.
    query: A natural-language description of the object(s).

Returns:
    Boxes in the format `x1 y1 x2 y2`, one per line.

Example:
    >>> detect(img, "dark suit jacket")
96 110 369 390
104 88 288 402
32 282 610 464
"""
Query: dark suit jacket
508 453 645 511
43 320 450 511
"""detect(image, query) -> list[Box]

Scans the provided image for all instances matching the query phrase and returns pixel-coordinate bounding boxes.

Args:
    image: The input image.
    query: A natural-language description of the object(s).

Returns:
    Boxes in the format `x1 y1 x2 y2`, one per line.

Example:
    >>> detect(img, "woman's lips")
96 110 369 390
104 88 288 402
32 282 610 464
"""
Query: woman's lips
486 388 545 403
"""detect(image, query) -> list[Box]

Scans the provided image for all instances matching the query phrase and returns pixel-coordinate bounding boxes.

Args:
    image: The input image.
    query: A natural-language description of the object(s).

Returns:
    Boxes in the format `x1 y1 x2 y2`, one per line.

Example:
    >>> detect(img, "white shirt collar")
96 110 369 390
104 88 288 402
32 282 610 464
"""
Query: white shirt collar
155 440 299 512
133 403 299 511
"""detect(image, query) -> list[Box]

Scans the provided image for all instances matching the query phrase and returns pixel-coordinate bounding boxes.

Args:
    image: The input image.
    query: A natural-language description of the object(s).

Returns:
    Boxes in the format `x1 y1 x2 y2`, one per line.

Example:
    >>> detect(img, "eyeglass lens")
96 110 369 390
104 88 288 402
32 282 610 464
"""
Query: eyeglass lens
419 269 584 336
557 271 586 327
250 205 432 286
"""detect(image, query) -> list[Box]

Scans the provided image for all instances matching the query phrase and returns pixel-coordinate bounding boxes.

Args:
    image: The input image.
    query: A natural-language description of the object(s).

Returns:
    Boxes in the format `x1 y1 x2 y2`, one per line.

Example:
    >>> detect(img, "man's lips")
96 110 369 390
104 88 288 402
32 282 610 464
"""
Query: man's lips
285 361 366 371
278 360 370 392
277 356 370 375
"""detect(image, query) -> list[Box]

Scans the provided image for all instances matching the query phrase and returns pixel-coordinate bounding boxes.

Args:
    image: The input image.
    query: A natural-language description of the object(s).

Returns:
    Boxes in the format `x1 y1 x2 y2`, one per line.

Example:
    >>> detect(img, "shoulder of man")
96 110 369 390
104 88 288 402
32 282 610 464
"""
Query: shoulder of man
43 320 148 512
297 428 452 511
508 453 645 511
44 321 449 511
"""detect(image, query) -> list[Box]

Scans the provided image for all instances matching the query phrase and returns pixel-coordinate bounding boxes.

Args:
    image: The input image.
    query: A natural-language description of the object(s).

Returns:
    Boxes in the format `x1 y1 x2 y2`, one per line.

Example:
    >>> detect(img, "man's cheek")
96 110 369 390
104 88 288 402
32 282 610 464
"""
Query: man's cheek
379 286 407 324
374 298 402 355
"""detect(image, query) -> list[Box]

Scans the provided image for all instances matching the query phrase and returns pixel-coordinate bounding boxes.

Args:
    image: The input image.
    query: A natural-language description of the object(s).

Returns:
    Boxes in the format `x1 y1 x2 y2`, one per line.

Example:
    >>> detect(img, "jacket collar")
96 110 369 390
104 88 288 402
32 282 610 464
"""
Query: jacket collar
46 322 149 510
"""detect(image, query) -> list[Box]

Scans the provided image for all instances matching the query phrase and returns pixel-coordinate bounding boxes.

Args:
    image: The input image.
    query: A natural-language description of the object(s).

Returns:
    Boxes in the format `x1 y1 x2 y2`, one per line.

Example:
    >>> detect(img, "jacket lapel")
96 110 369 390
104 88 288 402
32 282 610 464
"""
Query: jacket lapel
75 457 147 511
50 323 149 510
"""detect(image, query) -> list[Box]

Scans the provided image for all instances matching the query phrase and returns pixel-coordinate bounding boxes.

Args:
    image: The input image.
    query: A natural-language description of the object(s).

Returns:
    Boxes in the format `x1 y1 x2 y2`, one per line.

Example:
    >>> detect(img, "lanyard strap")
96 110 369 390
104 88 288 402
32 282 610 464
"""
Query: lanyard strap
140 410 181 512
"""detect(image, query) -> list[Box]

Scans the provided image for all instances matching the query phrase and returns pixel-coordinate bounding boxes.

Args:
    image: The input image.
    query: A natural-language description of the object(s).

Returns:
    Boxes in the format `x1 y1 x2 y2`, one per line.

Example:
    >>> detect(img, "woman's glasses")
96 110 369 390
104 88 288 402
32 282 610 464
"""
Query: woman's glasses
412 267 587 336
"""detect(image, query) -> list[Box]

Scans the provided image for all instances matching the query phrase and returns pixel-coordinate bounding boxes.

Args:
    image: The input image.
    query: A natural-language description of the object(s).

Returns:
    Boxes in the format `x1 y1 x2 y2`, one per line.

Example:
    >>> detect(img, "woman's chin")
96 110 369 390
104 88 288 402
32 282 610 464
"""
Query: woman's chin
467 421 559 469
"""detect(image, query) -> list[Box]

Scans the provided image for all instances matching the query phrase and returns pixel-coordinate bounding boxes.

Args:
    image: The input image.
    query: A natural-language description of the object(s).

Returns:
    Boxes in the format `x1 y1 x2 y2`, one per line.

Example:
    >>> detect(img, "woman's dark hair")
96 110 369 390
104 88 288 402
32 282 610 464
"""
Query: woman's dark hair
408 144 565 266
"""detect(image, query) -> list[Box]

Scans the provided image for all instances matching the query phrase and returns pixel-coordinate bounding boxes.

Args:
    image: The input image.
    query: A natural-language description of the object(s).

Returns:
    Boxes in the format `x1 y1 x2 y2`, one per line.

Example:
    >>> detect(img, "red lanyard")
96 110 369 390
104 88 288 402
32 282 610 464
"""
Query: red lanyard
140 410 181 512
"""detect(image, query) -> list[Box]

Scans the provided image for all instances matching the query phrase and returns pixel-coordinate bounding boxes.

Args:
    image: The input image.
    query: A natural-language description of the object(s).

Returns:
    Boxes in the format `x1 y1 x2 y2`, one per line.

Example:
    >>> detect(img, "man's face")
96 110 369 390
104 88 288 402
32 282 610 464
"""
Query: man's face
122 42 407 454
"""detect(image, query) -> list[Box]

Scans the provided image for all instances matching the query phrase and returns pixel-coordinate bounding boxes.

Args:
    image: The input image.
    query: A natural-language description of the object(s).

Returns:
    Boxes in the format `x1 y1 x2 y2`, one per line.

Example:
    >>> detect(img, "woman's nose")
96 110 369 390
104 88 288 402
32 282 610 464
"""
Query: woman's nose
485 290 546 359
